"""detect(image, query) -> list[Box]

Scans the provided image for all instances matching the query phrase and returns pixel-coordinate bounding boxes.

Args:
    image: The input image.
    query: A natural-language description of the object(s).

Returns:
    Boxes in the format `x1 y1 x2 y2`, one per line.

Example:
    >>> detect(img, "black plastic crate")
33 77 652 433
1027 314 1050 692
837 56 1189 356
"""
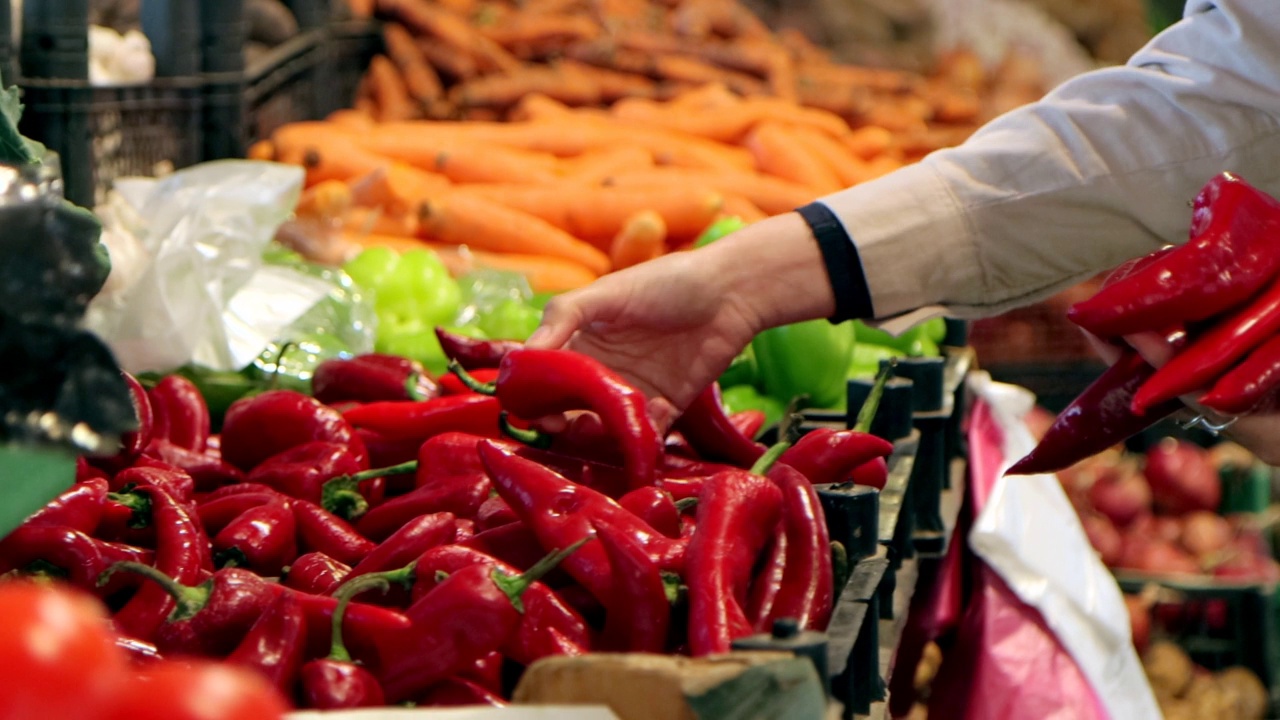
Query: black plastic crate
321 20 384 118
243 29 328 148
18 78 204 208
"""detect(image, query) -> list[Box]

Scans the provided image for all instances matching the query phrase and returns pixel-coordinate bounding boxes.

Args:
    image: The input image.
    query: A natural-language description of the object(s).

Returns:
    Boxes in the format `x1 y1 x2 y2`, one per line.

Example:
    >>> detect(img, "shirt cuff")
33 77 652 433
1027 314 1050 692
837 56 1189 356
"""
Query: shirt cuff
816 161 979 320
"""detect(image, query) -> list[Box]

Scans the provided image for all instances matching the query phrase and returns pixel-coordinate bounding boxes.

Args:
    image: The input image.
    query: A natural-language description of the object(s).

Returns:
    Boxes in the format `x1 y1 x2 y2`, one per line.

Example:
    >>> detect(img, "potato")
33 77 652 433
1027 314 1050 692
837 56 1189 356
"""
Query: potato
1215 666 1269 720
1143 641 1194 698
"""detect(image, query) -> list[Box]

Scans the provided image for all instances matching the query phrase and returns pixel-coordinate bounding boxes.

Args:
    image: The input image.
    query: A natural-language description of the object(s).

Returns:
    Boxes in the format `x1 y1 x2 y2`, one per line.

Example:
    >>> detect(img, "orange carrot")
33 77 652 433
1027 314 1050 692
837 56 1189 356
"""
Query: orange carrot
270 125 391 185
383 23 444 108
863 154 903 180
478 14 600 52
603 168 818 216
798 62 922 94
556 60 657 102
425 243 599 293
297 180 355 220
326 109 377 131
843 125 893 160
419 192 612 275
341 229 430 256
417 38 480 81
610 210 667 270
356 132 560 184
449 65 602 109
346 164 451 215
460 184 722 244
718 193 767 222
787 125 872 188
247 140 275 161
560 146 654 183
651 55 765 96
367 55 419 122
507 93 577 122
744 123 841 194
347 0 374 17
343 206 420 237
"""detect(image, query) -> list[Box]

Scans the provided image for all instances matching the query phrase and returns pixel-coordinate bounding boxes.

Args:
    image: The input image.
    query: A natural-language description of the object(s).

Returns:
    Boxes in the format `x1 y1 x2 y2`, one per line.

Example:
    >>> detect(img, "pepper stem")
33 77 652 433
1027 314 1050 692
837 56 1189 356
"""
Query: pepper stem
322 460 420 520
448 360 497 396
491 535 592 614
99 561 211 621
674 497 699 513
405 374 430 402
499 411 552 449
854 360 895 435
327 572 400 663
107 491 152 528
750 440 792 476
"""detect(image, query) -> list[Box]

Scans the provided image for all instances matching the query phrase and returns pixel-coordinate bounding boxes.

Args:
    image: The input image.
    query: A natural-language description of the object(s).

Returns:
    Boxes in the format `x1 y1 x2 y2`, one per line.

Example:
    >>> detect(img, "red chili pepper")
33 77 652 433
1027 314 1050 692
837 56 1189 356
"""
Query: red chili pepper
212 499 298 576
143 438 246 492
439 368 501 396
417 677 508 707
284 551 351 595
674 384 767 467
1131 277 1280 414
1069 173 1280 338
198 492 280 536
0 525 150 596
849 457 889 489
346 512 457 582
199 482 281 501
221 390 370 471
111 464 196 505
476 494 519 531
148 375 211 453
457 651 505 695
408 544 592 665
1199 333 1280 413
419 431 633 498
596 526 670 653
455 349 661 490
93 371 153 472
355 471 491 542
685 470 783 656
76 456 109 483
1007 350 1183 475
313 353 438 405
763 463 833 630
617 486 682 539
436 327 523 370
777 428 894 486
545 412 624 467
247 441 385 520
107 485 211 641
374 539 587 702
745 530 786 628
659 474 709 502
478 441 687 601
299 574 389 709
462 522 562 574
729 410 767 442
342 394 502 444
226 590 306 695
293 500 377 566
661 454 738 482
19 477 109 534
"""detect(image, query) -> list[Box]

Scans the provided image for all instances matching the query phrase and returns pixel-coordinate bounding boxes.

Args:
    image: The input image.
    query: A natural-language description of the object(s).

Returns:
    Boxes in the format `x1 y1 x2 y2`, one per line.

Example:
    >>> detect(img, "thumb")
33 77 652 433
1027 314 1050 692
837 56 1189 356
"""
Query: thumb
526 295 584 350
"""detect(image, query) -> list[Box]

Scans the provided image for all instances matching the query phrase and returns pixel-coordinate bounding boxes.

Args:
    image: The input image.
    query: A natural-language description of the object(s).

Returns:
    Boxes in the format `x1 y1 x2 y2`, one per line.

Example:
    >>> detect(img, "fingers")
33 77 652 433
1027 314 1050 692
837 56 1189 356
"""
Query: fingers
1081 328 1122 366
1124 331 1177 369
647 396 680 435
526 293 585 350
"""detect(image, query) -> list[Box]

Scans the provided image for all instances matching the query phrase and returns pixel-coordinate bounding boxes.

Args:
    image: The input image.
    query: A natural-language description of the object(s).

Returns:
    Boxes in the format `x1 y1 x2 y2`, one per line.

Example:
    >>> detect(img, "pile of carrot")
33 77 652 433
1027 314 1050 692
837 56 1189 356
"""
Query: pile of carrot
255 0 1046 292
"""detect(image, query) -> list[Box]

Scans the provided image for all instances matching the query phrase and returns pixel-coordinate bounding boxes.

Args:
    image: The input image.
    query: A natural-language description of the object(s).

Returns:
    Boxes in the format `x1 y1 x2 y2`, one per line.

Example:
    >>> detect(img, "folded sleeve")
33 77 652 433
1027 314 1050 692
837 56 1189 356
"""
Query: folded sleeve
809 0 1280 321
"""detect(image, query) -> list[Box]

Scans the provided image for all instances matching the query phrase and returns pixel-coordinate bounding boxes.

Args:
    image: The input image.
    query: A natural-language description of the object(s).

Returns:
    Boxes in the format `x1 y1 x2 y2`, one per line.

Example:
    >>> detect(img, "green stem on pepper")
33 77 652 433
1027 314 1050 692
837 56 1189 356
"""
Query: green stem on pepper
322 460 420 520
98 560 212 621
447 360 497 396
854 360 895 435
499 411 553 449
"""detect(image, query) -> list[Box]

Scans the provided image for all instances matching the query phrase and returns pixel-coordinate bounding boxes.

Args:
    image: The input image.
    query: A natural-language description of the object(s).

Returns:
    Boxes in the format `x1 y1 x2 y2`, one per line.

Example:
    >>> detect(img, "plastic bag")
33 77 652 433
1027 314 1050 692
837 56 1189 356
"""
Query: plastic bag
85 160 335 373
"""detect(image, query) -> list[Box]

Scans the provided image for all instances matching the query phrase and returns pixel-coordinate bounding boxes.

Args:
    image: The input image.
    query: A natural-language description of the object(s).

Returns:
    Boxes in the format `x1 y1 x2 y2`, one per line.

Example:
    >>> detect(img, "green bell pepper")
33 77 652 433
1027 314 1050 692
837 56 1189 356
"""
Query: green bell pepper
852 319 942 357
694 216 748 248
479 298 543 341
751 320 855 410
718 346 757 389
720 384 786 431
847 343 905 381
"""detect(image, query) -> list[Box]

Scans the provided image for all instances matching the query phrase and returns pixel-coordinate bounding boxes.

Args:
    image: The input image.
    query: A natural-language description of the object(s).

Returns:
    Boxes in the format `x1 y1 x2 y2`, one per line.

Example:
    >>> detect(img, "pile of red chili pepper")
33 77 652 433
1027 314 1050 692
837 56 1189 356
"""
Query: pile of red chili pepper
0 326 895 711
1011 172 1280 475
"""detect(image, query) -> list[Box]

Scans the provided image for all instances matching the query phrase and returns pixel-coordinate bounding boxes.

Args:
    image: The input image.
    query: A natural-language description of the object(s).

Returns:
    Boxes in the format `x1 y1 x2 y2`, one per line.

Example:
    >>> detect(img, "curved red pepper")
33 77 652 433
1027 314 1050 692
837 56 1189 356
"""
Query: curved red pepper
457 651 505 695
617 486 682 539
112 465 196 505
221 390 369 471
312 353 438 405
1201 334 1280 414
345 512 458 599
476 495 519 531
729 410 767 442
299 574 390 709
198 492 280 536
144 439 246 492
293 500 377 566
764 464 833 630
777 428 894 486
686 470 783 656
674 384 767 467
418 677 508 707
20 477 109 534
436 327 523 370
212 499 298 576
462 522 562 574
745 530 786 628
355 472 491 542
597 526 670 653
94 371 153 472
77 457 109 483
1070 173 1280 338
439 368 501 396
226 590 306 695
284 551 351 595
342 394 502 444
0 525 150 597
247 441 384 518
148 374 211 453
850 457 889 489
478 441 686 602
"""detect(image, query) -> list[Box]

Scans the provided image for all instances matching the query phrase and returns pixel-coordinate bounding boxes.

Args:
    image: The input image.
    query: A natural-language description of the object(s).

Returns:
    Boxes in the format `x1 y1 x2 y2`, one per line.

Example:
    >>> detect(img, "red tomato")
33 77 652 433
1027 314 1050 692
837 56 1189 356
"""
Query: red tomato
0 581 129 720
106 661 290 720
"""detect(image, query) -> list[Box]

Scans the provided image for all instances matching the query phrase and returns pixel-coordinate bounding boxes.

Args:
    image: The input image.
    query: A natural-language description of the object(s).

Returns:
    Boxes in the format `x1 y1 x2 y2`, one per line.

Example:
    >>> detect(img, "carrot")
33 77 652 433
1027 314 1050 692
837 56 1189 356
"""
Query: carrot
423 242 599 293
859 96 932 134
297 180 355 220
383 23 444 108
761 42 798 103
367 55 419 122
343 207 420 237
668 82 742 111
478 14 600 53
557 60 657 102
563 39 656 77
460 184 722 244
449 65 602 109
863 154 903 180
270 126 393 185
610 211 667 270
843 125 893 160
382 0 520 73
798 62 922 94
744 123 841 194
739 97 851 137
326 109 377 131
560 146 654 183
718 193 767 222
341 229 431 256
603 168 818 216
787 125 871 188
507 93 577 122
420 192 612 275
651 55 765 96
778 28 830 66
417 38 480 81
356 132 560 184
347 0 374 18
521 0 589 14
247 140 275 161
347 164 452 215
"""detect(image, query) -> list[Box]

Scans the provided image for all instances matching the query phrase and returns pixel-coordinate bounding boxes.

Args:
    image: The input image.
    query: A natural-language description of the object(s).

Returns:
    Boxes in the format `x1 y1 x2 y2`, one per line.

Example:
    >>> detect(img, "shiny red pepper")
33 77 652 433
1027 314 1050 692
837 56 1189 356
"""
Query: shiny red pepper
476 495 519 531
342 394 502 445
198 492 280 536
143 439 246 492
408 544 592 665
93 371 153 472
597 526 670 653
462 522 563 574
850 457 889 489
247 441 385 520
764 463 833 630
107 485 211 641
312 353 438 405
357 428 425 483
226 590 306 695
674 384 767 467
148 375 211 453
436 327 523 370
356 472 491 542
1200 333 1280 414
457 651 505 695
456 349 661 490
0 525 151 597
418 677 508 707
685 470 783 656
777 428 894 486
19 477 110 534
221 390 370 471
293 500 377 566
478 441 686 602
111 465 196 505
439 368 501 396
299 574 390 709
284 551 351 595
729 410 767 442
617 486 682 539
1069 173 1280 338
77 456 109 483
212 499 298 576
345 512 457 583
419 431 633 498
746 530 786 628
